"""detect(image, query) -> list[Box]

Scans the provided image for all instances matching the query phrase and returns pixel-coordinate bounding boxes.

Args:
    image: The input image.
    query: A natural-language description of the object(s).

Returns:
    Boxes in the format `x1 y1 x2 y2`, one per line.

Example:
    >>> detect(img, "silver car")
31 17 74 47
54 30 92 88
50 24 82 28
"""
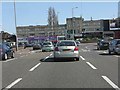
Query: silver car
54 40 79 61
109 39 120 54
42 41 54 52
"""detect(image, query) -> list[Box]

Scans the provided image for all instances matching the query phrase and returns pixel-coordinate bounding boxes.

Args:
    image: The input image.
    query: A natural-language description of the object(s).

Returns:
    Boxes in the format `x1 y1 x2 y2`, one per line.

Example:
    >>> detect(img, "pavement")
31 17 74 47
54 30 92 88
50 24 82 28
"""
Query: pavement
1 43 120 89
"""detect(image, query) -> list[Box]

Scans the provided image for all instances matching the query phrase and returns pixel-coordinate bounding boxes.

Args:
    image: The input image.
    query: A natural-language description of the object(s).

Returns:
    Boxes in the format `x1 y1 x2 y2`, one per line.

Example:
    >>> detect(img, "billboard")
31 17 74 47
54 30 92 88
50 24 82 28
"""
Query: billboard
110 18 120 30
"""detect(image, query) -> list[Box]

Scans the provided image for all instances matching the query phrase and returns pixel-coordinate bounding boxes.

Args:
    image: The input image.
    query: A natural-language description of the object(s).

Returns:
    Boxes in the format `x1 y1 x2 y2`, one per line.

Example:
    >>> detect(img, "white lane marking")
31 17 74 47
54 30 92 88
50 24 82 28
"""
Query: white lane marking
96 51 103 53
86 62 97 69
102 76 120 89
45 56 49 59
81 49 90 52
114 55 120 58
6 78 22 88
80 56 85 60
50 53 52 56
103 51 107 53
29 63 41 72
43 53 53 61
3 58 17 62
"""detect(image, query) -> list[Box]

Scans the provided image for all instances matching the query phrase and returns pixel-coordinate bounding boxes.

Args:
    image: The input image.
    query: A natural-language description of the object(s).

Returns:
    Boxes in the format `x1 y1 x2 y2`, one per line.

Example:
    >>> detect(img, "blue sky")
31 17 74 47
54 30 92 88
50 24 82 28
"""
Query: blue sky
2 1 119 34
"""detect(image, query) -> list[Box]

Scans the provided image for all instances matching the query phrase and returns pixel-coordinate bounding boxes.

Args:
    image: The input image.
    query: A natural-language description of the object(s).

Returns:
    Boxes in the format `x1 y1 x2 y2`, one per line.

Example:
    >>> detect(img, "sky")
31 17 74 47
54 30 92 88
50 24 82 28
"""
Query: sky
1 0 119 34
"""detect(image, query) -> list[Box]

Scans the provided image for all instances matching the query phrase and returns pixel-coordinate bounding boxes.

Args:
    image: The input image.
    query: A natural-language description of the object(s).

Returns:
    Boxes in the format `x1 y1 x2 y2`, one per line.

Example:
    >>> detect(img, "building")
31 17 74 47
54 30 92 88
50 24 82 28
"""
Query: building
82 19 112 38
17 24 67 43
66 17 83 39
109 18 120 39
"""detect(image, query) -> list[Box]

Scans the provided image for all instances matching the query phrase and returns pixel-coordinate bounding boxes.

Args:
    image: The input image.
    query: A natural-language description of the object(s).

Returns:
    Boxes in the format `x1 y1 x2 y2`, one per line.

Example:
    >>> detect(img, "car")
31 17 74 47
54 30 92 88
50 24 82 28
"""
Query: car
108 39 120 54
97 39 109 50
33 43 42 50
75 41 81 46
42 41 54 52
0 42 15 60
54 40 79 61
24 43 33 49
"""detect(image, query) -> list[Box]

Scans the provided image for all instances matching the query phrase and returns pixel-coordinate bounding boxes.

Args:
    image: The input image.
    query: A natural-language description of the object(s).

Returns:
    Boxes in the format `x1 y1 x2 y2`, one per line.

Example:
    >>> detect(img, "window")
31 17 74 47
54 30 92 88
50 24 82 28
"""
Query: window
57 41 75 46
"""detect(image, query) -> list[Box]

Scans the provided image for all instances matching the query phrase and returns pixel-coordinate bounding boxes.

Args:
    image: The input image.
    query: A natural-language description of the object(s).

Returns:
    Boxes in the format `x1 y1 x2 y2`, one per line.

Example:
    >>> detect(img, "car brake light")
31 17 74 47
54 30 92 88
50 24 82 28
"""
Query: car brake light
55 47 59 51
74 47 79 51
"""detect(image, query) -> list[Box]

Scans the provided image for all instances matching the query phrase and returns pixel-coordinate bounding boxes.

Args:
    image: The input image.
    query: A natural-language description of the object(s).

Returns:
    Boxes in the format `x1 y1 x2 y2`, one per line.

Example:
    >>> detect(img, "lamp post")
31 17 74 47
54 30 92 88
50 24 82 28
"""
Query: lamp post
72 7 78 40
14 0 18 51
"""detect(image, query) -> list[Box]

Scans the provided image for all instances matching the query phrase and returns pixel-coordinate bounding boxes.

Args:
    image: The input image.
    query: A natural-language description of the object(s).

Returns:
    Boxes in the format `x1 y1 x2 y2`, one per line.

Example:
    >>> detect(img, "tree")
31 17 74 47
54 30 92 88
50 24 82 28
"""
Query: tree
48 7 58 26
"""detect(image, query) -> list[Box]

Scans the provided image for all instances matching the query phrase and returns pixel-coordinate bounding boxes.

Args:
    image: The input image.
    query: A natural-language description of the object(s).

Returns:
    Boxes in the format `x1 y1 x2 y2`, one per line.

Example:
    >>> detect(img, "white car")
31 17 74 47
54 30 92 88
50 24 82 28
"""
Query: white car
54 40 79 61
42 41 54 52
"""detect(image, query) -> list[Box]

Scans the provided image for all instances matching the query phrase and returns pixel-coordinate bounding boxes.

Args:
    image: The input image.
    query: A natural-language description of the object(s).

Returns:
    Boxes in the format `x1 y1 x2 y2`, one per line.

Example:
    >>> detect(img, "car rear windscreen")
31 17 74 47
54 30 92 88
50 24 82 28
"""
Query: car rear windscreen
57 41 75 46
43 43 51 45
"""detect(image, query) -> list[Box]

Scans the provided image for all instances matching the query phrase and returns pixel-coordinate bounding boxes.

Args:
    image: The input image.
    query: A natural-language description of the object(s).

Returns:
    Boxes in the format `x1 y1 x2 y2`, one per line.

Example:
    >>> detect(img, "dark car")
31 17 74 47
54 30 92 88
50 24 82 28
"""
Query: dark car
33 43 42 50
75 41 81 46
108 39 120 54
97 39 109 50
0 42 15 60
24 43 33 49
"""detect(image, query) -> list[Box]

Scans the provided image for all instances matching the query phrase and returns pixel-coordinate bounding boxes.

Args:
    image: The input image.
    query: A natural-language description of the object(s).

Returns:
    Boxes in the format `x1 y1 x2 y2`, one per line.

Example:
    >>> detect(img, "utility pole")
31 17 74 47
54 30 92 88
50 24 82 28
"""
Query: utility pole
72 7 78 40
14 0 18 51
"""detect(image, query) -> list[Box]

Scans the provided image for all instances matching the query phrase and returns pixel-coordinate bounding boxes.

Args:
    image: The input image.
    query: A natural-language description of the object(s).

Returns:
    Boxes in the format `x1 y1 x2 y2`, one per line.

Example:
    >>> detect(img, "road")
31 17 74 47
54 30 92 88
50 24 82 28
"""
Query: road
1 43 120 89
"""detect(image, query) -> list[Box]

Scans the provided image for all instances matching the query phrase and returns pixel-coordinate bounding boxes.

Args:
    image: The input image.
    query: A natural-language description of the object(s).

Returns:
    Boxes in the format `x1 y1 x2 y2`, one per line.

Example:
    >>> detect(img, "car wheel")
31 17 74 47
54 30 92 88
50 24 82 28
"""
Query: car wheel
4 53 8 60
113 49 118 55
54 57 56 61
108 49 111 55
75 57 79 61
11 52 15 58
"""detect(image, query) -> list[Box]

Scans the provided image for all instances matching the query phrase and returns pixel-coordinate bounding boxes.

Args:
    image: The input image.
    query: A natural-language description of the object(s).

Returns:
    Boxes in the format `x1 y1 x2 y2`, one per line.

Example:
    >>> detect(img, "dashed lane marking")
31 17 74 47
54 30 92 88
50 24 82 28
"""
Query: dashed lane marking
6 78 22 89
102 76 120 90
80 56 85 61
86 62 97 69
43 53 53 61
29 63 41 72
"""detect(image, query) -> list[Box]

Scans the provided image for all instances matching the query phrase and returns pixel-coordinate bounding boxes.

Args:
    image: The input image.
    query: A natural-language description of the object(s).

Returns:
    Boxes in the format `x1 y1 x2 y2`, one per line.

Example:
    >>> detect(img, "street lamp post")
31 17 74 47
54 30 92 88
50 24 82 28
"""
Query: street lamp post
72 7 78 40
14 0 18 51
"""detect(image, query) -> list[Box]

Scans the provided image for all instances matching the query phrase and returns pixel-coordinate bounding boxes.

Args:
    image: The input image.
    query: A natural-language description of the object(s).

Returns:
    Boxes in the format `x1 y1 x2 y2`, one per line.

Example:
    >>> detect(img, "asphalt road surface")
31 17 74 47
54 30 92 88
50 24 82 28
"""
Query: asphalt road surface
1 43 120 90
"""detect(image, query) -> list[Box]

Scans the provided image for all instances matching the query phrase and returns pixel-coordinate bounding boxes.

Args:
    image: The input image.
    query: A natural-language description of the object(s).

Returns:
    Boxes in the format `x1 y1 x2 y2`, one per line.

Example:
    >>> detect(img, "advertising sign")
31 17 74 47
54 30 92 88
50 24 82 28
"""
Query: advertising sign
110 18 120 30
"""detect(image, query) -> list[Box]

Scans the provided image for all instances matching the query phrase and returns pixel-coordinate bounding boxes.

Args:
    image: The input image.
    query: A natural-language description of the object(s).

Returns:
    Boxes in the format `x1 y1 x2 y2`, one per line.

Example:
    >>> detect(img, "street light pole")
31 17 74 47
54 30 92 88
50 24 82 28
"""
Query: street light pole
14 0 18 51
72 7 78 40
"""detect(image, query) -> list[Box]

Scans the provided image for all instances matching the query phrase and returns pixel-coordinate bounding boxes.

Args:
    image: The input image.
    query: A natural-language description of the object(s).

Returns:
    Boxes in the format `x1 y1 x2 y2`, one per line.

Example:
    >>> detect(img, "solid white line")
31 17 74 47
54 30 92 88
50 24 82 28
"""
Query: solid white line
29 63 41 72
86 62 97 69
80 56 85 60
6 78 22 88
3 58 17 62
102 76 120 89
